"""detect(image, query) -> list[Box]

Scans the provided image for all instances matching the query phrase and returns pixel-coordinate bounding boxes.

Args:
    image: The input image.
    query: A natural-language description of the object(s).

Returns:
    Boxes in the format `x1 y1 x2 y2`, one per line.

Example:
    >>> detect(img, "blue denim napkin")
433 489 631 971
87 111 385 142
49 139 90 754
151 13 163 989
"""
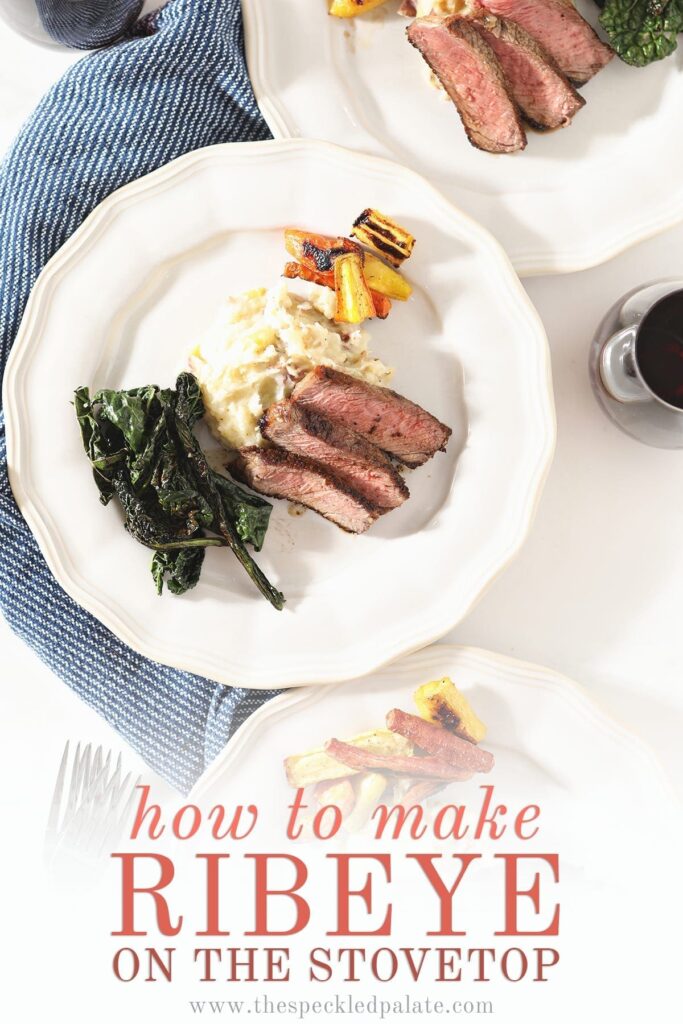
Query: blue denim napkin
0 0 283 793
35 1 144 48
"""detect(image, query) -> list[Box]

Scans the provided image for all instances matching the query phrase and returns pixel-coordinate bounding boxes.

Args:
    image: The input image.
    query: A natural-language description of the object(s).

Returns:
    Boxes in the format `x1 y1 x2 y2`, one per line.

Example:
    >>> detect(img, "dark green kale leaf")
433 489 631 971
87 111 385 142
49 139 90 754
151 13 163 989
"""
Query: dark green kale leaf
74 386 124 503
164 371 272 546
112 470 197 547
93 384 160 453
151 549 196 596
151 547 206 596
172 409 284 610
73 373 283 607
174 371 205 428
600 0 683 66
212 470 272 552
150 536 231 595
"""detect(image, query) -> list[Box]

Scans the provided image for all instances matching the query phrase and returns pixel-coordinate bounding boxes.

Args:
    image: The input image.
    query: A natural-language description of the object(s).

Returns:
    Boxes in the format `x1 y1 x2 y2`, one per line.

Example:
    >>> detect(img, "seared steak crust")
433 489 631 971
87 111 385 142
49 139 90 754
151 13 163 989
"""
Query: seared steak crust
261 401 409 510
407 16 527 155
470 14 584 130
292 366 452 468
478 0 614 85
229 446 381 534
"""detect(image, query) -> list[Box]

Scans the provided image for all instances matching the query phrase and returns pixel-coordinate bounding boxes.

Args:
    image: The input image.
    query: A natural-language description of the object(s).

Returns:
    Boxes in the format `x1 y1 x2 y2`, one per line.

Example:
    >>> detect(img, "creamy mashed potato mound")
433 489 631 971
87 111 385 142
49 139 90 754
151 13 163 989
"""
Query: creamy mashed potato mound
415 0 467 15
188 281 393 450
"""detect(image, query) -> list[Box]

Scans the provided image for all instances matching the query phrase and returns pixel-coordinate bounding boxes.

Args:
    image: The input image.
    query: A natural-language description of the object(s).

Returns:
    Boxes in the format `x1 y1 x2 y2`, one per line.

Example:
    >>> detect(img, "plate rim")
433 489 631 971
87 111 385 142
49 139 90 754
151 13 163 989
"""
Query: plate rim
241 0 683 278
190 643 681 804
3 138 556 688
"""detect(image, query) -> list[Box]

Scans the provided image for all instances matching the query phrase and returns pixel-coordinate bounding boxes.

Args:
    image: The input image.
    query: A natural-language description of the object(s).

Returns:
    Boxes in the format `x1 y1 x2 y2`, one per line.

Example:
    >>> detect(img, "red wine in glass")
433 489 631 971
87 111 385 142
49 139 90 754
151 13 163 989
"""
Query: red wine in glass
590 280 683 448
635 291 683 410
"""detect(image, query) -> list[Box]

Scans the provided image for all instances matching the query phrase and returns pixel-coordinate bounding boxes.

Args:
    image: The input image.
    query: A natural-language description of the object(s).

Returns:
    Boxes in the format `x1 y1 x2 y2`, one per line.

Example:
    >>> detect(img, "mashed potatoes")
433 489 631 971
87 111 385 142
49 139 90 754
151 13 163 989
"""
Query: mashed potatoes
188 281 393 450
414 0 466 14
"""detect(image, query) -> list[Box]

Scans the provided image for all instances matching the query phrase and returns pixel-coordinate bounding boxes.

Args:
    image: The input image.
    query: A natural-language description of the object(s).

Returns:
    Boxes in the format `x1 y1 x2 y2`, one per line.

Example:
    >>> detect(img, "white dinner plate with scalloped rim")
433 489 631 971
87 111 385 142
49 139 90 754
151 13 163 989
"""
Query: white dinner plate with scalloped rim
191 645 682 1022
243 0 683 276
192 644 678 826
4 140 554 689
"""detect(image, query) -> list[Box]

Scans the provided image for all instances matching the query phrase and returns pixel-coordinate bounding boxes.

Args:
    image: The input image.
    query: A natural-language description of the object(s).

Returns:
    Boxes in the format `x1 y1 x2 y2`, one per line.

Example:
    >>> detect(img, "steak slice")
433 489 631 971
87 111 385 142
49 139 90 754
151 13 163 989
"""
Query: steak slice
291 367 451 468
478 0 614 85
261 401 409 510
407 16 526 155
229 447 381 534
470 14 584 130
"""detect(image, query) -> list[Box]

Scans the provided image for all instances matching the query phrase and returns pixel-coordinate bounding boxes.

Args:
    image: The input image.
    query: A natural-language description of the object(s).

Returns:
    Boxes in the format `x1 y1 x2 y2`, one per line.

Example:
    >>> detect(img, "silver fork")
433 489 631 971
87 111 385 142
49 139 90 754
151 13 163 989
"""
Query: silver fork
45 741 142 878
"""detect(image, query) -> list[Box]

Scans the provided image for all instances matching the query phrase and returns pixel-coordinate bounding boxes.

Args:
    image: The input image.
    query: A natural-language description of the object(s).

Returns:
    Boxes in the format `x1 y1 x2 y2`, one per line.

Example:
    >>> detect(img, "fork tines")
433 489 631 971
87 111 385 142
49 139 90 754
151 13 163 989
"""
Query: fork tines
45 741 142 868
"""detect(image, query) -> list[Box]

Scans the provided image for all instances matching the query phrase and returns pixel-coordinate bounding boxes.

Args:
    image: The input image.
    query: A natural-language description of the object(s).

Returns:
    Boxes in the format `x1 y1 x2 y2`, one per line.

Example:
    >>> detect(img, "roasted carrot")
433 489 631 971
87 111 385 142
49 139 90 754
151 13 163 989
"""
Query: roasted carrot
283 261 334 289
283 262 391 320
283 229 359 273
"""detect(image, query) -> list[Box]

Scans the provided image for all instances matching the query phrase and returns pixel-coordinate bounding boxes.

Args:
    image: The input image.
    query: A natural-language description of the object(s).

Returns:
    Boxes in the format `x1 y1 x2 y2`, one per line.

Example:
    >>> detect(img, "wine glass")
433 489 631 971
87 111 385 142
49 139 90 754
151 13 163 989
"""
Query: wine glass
589 279 683 449
0 0 144 49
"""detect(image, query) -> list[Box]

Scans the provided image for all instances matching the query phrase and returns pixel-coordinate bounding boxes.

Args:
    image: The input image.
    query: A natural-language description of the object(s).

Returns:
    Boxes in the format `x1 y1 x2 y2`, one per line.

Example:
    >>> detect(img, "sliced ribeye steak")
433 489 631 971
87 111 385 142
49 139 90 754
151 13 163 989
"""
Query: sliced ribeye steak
470 14 584 129
407 15 526 154
229 447 381 534
291 367 451 468
477 0 613 85
261 401 409 510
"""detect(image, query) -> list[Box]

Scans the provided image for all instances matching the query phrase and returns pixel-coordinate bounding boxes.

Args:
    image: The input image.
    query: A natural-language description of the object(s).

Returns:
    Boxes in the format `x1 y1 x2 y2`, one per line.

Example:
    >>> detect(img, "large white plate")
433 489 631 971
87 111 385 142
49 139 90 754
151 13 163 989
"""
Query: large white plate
192 645 682 1022
243 0 683 276
4 139 553 688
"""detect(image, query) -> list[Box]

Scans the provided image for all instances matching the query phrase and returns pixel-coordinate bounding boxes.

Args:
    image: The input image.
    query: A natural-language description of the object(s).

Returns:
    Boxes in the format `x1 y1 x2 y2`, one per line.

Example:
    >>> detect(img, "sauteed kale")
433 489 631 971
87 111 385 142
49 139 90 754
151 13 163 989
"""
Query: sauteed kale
597 0 683 66
74 372 284 609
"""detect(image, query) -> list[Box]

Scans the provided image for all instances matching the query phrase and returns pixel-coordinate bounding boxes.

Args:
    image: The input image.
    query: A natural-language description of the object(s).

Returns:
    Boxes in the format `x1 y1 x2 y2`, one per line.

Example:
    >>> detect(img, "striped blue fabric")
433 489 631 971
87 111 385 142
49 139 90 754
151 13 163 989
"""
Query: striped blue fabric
0 0 284 794
35 1 144 48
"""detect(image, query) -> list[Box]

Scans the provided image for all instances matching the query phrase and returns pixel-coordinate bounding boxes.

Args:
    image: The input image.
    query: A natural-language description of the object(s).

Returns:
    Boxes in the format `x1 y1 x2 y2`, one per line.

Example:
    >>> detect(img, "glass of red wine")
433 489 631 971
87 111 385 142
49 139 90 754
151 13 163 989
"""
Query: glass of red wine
590 280 683 448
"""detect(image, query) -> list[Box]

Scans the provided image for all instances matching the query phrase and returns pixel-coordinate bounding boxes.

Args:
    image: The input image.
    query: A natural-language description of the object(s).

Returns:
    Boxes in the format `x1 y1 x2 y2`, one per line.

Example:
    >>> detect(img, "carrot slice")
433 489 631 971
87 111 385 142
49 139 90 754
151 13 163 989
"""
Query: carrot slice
334 252 376 324
283 262 391 320
284 229 359 273
283 261 334 288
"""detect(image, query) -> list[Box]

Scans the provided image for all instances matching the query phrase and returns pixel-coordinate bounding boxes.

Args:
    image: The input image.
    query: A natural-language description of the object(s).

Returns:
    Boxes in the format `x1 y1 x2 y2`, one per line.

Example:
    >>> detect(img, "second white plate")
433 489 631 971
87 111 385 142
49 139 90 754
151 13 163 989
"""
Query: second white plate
192 645 681 1022
243 1 683 276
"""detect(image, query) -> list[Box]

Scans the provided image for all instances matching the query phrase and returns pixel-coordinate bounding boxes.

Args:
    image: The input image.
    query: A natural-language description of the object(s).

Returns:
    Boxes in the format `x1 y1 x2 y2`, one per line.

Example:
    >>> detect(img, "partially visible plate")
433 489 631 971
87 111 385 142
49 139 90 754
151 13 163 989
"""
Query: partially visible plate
243 0 683 276
4 139 553 688
193 644 678 813
193 645 682 1022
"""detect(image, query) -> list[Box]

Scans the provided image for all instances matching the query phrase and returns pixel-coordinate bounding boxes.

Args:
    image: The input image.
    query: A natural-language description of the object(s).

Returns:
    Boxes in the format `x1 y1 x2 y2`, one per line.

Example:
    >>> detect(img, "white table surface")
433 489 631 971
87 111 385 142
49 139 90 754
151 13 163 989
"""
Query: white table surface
1 9 681 807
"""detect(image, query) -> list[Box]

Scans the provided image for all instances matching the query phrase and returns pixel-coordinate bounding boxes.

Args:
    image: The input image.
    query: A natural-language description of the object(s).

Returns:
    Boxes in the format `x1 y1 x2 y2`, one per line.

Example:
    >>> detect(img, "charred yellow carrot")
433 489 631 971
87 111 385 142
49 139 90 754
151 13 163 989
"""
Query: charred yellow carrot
414 677 487 744
315 778 356 817
351 208 416 266
283 262 391 320
329 0 390 16
334 251 376 324
362 252 412 301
